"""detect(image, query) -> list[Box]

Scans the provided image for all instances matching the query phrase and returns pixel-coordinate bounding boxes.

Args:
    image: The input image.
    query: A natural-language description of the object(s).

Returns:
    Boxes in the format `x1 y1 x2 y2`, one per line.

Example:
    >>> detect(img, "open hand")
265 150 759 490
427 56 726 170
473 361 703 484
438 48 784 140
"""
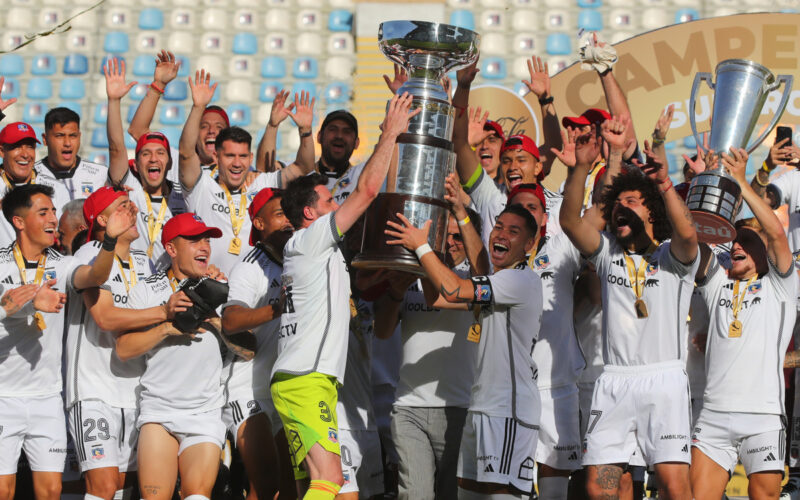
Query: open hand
287 91 315 132
467 107 493 148
380 92 421 138
522 56 550 98
104 201 138 239
188 69 217 108
154 50 181 87
721 147 749 184
382 64 408 94
385 213 431 252
104 57 137 100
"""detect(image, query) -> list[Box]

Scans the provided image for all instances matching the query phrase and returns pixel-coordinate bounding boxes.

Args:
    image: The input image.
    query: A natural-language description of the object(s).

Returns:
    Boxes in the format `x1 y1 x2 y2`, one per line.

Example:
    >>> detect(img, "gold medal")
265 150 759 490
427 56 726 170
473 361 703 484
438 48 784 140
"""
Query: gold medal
634 298 649 319
228 237 242 255
467 323 482 343
728 319 743 338
728 275 756 339
34 312 46 330
624 243 657 321
12 244 47 331
221 183 246 256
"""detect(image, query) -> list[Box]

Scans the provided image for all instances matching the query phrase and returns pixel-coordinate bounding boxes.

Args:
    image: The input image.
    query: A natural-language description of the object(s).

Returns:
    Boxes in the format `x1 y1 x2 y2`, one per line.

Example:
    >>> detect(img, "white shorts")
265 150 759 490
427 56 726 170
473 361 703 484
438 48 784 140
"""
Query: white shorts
457 411 538 494
536 385 582 471
339 428 384 497
577 381 596 440
790 367 800 467
138 408 225 456
692 408 785 475
0 394 67 474
582 361 692 467
67 400 138 473
222 397 282 446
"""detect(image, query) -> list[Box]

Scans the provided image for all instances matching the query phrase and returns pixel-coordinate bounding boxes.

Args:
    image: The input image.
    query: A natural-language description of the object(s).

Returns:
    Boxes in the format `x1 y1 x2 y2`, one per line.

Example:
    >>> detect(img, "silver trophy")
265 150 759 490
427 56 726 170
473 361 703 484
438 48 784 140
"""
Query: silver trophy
687 59 793 243
352 20 480 274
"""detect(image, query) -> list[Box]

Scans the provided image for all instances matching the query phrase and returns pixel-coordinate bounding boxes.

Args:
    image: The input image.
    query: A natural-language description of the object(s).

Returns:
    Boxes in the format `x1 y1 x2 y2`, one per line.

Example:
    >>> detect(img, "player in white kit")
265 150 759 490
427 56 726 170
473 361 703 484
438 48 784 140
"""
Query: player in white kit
221 187 295 500
179 69 315 274
691 148 798 500
560 130 697 500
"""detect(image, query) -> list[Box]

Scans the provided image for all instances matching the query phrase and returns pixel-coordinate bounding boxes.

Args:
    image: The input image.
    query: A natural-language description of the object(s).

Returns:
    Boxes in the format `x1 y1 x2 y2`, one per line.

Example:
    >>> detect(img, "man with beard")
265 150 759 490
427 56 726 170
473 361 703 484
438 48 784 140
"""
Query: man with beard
385 203 543 499
220 188 295 500
179 69 315 275
560 130 698 500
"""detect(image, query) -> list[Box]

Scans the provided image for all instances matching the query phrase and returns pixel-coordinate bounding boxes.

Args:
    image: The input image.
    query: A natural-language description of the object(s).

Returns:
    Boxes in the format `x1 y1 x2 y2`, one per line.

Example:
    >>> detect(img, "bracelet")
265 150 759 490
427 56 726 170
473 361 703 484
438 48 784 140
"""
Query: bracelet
760 161 772 173
651 137 665 147
658 180 673 194
149 82 164 94
656 176 671 184
415 243 433 259
102 234 118 251
755 172 770 187
458 215 471 226
299 130 312 138
538 95 554 105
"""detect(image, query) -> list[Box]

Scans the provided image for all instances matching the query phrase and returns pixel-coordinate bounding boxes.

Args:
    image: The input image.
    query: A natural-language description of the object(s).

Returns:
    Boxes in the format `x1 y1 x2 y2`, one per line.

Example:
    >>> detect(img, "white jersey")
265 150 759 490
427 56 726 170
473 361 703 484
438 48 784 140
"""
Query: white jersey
769 169 800 254
470 265 543 428
120 171 186 271
395 261 477 408
464 167 563 244
337 299 376 431
0 177 71 247
0 245 77 397
182 170 282 274
222 243 283 402
330 162 367 205
126 271 223 416
698 257 798 414
588 233 699 366
272 212 350 383
34 157 109 202
686 287 708 401
529 232 585 389
64 241 150 409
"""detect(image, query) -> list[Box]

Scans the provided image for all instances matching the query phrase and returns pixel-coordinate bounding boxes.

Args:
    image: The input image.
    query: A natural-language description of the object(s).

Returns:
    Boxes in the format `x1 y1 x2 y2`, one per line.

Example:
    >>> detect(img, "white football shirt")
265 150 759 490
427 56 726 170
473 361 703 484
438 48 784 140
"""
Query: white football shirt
769 169 800 254
35 157 109 201
0 177 71 247
330 162 367 205
271 212 350 383
337 299 376 431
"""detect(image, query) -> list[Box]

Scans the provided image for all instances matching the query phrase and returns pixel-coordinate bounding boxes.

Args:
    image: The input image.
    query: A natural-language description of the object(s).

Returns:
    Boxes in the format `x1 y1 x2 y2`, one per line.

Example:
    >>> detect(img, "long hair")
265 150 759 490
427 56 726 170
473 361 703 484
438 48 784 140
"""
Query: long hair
600 169 671 242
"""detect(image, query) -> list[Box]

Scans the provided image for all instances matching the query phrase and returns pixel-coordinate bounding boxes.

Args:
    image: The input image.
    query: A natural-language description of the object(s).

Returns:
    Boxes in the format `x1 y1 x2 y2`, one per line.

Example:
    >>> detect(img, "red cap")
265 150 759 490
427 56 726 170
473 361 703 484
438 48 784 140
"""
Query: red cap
248 188 279 245
562 108 610 129
500 134 540 160
161 212 223 246
0 122 40 146
203 106 229 127
484 120 505 142
83 186 129 242
507 183 547 237
135 131 171 157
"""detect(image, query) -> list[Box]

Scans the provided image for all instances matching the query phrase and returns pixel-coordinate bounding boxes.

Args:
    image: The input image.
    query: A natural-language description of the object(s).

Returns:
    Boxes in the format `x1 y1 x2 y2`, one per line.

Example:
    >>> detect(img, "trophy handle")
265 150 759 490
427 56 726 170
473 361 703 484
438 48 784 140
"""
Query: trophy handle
689 72 714 153
746 75 795 153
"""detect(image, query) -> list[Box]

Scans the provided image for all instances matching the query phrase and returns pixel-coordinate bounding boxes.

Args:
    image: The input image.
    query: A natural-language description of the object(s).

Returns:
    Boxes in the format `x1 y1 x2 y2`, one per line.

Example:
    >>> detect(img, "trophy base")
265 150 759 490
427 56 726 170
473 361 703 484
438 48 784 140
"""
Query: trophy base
689 210 736 244
686 172 742 244
351 192 449 276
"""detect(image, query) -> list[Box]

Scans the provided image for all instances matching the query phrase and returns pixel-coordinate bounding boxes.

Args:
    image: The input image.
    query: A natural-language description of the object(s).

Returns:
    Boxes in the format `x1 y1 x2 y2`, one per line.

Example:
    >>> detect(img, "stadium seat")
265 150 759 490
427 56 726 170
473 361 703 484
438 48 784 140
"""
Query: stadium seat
133 55 157 77
169 9 195 30
449 10 476 30
130 83 149 101
328 34 354 54
201 33 225 53
63 54 89 75
480 0 507 6
261 57 287 78
233 33 258 55
159 105 186 126
324 82 351 104
259 82 282 102
578 0 603 6
99 57 126 76
296 33 323 54
0 55 24 76
6 8 33 28
227 104 252 127
545 10 571 29
234 9 257 30
67 31 94 52
481 34 506 55
480 11 506 31
136 33 161 52
126 105 138 124
139 8 164 30
38 9 62 28
297 10 322 30
196 56 223 78
513 81 529 98
57 102 81 117
513 34 539 55
328 10 353 32
88 151 109 166
578 9 604 31
68 6 97 28
291 82 317 100
265 10 291 31
481 58 507 79
641 9 670 30
264 34 290 54
104 32 130 54
59 79 85 100
325 57 354 80
329 0 354 7
24 103 49 124
124 133 137 149
161 127 182 148
175 55 191 77
225 81 254 102
91 128 110 149
201 9 226 30
448 0 475 7
675 8 701 22
610 31 634 44
512 57 531 79
683 136 697 149
93 103 108 124
1 78 20 101
26 79 52 100
665 140 677 150
167 33 195 54
164 81 188 101
229 56 255 78
546 56 570 74
546 33 571 55
2 32 25 54
512 10 537 31
610 9 635 29
105 9 132 29
293 58 319 79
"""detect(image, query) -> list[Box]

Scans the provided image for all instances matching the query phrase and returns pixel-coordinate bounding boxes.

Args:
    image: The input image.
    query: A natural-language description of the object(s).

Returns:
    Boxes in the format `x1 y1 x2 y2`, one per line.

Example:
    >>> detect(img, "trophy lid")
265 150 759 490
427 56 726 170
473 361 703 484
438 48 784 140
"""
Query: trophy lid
378 20 481 80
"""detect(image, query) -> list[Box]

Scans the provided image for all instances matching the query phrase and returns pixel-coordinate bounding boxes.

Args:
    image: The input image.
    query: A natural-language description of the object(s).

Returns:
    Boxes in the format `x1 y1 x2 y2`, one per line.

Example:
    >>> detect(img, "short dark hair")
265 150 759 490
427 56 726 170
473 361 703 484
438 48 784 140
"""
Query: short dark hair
499 204 538 238
281 173 329 229
44 107 80 132
215 126 251 151
600 169 671 242
2 184 55 225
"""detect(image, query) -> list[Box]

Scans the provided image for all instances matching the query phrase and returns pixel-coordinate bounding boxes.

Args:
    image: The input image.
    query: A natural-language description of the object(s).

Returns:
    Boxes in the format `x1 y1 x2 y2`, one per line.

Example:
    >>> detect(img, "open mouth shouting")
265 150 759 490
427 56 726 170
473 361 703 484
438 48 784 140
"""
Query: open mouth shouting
490 241 509 262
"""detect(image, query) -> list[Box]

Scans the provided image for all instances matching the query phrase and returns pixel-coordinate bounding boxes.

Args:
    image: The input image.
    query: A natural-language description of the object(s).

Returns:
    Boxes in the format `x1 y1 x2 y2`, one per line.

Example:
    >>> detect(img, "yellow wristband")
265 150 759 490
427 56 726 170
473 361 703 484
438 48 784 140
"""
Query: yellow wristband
458 215 471 226
760 161 772 173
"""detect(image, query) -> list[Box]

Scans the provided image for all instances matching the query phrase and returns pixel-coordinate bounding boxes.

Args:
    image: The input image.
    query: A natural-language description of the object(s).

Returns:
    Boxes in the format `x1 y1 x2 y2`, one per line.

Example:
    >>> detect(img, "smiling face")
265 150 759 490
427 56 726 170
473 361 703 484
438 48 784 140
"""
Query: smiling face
318 119 359 170
43 122 81 170
488 212 535 269
136 143 170 192
508 191 547 236
13 193 58 248
254 196 294 250
1 139 37 182
98 195 140 242
500 150 541 190
166 235 213 278
445 217 466 267
197 112 227 164
478 132 503 178
610 190 653 246
217 140 253 191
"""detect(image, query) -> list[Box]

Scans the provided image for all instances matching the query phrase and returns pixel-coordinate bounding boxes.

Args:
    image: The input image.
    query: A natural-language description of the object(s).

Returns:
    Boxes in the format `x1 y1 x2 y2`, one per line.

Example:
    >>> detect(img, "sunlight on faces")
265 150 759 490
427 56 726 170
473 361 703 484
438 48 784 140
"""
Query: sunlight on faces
98 195 139 241
478 133 503 176
198 113 227 162
445 217 466 267
501 150 541 190
488 212 535 269
14 193 58 248
318 120 359 167
508 191 547 235
136 143 170 190
253 196 293 248
2 140 37 182
611 190 652 243
216 140 253 191
302 185 339 228
165 235 213 278
43 122 81 170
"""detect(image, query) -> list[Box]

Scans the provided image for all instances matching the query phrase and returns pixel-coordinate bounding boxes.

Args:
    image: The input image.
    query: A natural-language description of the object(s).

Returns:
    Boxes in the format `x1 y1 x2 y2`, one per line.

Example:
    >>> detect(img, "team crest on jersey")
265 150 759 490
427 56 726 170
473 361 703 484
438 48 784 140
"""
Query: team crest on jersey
533 254 549 269
342 471 351 485
247 191 257 204
91 446 105 460
338 177 351 189
81 183 94 195
43 270 56 281
645 261 658 276
327 428 338 443
747 282 761 294
475 284 491 302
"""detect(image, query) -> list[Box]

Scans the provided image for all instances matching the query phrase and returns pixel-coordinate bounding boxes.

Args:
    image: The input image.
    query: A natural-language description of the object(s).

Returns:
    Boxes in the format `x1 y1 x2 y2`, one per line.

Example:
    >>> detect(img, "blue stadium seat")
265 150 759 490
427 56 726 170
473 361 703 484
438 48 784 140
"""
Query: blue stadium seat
99 56 126 76
57 102 82 116
546 33 571 55
159 104 186 125
324 82 350 104
0 55 24 76
577 0 602 7
124 133 136 149
232 33 258 55
227 104 251 127
126 105 138 124
161 126 181 148
675 8 700 23
513 81 529 98
328 10 353 32
683 135 697 149
91 128 109 148
88 151 108 165
291 82 317 100
130 83 148 101
133 55 156 77
103 32 130 54
481 58 506 80
1 78 20 100
63 54 89 75
24 103 49 124
665 140 677 150
259 82 282 102
26 78 52 100
261 57 287 78
30 54 56 76
59 79 85 100
139 8 164 30
176 55 190 77
292 57 318 79
578 10 604 31
210 85 220 103
94 103 108 124
163 81 188 101
449 10 475 31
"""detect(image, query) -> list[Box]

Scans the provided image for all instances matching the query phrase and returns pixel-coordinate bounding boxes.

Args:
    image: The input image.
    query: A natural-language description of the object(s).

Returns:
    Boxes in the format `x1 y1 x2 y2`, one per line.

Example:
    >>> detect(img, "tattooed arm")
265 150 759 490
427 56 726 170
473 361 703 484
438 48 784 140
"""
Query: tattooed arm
785 351 800 369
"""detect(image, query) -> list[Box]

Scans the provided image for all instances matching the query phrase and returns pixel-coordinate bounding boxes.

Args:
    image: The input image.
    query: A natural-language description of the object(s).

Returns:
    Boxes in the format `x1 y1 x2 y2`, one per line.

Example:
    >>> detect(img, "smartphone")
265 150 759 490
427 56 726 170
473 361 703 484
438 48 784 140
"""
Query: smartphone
776 126 793 146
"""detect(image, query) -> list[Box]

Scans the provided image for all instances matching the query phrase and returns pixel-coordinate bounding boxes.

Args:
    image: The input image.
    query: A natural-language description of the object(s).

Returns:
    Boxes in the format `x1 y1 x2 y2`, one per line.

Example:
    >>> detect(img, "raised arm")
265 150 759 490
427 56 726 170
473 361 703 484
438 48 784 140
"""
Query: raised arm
104 57 137 185
598 114 632 192
277 91 317 184
180 70 217 191
522 56 562 176
597 69 637 160
724 147 792 273
444 174 489 275
72 204 138 290
334 92 419 234
751 137 795 204
255 89 291 172
559 129 603 255
128 50 180 141
452 61 483 184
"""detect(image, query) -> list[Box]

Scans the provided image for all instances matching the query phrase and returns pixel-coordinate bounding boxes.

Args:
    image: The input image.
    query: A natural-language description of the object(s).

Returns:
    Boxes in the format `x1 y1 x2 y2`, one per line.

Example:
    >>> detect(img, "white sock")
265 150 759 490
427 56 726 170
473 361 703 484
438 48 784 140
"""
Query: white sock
85 495 105 500
537 476 570 500
183 496 210 500
114 488 134 500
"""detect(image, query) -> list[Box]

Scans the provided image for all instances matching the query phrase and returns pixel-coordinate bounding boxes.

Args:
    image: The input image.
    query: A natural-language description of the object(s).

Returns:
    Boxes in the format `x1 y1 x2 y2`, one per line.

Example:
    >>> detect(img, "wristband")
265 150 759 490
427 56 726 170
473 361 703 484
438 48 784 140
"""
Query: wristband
415 243 433 259
102 234 118 251
658 180 673 194
149 82 164 94
760 161 772 173
299 130 312 138
656 176 671 184
538 95 554 105
755 172 770 187
651 136 665 147
457 215 471 227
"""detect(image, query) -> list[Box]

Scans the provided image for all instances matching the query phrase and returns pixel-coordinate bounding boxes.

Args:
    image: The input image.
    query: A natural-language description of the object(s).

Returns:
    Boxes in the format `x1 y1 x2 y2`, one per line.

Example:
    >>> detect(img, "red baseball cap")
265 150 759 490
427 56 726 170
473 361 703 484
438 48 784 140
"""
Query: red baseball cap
562 108 610 129
484 120 505 142
135 131 171 157
0 122 40 146
507 183 547 237
161 212 223 246
248 188 281 245
500 134 540 160
83 186 129 242
203 105 230 127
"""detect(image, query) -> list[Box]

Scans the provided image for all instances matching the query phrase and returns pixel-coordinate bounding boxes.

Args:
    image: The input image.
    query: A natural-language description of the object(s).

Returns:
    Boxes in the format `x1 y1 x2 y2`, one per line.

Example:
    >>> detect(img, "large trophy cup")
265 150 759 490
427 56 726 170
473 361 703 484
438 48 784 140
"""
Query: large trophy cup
351 20 480 274
687 59 793 243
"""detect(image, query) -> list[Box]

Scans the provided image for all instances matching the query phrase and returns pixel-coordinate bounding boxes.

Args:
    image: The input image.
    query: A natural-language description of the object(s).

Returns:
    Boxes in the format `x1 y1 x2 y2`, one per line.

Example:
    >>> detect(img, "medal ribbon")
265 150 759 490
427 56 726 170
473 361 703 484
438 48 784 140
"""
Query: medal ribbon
143 192 168 258
623 242 658 304
2 170 35 189
583 161 605 207
220 184 246 241
166 269 179 292
115 255 137 293
12 243 47 329
731 275 757 323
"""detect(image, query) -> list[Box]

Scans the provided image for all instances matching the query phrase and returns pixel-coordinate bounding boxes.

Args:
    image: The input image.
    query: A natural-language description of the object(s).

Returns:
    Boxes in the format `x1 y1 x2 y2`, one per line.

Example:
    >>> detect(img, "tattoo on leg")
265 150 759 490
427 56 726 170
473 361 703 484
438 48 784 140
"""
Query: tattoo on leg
142 484 160 496
595 464 623 492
